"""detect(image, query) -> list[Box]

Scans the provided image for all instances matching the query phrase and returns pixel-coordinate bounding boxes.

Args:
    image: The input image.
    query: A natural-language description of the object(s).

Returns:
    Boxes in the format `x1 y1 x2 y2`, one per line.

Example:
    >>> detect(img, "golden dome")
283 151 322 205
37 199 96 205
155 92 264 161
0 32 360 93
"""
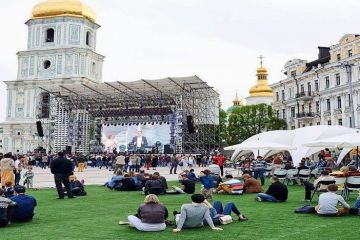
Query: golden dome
249 63 273 97
31 0 96 23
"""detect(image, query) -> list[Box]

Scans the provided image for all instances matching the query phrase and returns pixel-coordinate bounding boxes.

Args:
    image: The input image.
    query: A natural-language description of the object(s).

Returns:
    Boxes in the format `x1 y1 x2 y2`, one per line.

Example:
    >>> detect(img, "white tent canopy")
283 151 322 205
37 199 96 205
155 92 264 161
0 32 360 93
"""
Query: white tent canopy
229 126 358 166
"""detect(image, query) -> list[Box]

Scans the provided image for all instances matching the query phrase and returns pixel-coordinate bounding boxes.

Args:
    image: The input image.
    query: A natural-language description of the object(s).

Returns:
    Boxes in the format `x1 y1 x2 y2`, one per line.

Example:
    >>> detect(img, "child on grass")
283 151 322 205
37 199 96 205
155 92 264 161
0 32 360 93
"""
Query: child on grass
23 166 34 189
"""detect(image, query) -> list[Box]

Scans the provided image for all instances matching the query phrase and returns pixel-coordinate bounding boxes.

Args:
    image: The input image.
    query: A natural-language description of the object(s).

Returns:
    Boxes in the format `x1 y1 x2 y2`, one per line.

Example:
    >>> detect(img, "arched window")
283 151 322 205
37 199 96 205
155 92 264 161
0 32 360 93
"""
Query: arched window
86 31 91 46
46 28 55 43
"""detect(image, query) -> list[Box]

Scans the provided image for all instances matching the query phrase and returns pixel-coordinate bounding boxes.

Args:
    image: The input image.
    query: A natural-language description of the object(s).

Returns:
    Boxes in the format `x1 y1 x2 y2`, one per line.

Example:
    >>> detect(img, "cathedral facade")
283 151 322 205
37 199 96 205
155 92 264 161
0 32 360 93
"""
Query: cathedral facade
0 0 104 154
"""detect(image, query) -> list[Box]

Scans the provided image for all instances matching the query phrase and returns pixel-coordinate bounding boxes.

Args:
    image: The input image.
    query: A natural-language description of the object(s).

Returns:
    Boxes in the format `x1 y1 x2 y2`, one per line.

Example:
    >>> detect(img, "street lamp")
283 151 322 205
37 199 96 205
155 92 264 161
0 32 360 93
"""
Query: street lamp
339 61 356 128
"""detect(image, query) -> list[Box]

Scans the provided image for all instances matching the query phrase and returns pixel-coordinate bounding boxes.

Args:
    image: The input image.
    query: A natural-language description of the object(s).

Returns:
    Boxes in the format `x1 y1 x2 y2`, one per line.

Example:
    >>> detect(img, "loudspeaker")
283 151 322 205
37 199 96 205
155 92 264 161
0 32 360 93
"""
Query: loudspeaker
65 146 72 154
187 115 196 133
164 144 173 154
36 121 44 137
40 92 50 118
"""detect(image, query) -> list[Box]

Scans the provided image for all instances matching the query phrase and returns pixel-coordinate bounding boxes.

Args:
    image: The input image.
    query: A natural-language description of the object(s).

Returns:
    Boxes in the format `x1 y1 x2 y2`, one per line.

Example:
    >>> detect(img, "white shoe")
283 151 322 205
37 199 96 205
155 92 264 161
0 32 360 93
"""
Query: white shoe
256 197 262 202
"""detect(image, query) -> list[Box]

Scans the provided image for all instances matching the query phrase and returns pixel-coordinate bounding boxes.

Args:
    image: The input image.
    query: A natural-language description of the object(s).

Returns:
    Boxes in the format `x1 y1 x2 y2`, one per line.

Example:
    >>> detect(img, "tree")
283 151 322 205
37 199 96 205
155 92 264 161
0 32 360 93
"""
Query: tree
227 104 287 145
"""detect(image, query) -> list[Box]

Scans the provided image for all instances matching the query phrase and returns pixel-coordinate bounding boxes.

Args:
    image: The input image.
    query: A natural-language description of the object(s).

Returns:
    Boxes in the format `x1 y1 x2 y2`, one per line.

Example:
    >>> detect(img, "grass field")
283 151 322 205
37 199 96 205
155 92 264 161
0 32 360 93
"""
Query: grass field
2 182 358 240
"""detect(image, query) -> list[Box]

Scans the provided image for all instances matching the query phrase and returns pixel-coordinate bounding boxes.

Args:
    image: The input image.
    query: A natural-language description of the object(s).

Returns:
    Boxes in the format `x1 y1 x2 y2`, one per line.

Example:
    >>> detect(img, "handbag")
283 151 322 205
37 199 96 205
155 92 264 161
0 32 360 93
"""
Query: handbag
219 215 233 225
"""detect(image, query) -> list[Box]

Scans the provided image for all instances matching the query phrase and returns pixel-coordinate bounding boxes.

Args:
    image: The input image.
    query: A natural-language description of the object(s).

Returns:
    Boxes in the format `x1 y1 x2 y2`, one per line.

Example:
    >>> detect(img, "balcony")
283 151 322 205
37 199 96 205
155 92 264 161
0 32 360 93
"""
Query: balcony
295 91 314 101
296 112 315 119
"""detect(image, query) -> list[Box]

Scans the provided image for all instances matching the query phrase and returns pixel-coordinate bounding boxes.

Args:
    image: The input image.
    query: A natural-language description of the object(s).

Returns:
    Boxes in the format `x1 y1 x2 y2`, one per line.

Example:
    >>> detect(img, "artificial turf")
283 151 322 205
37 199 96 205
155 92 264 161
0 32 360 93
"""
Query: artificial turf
2 182 358 240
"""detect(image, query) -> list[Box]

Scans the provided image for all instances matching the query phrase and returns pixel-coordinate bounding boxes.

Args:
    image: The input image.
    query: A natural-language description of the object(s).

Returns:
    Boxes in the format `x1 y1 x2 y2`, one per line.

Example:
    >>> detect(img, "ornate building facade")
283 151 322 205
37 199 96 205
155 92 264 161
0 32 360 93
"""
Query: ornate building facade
0 0 104 154
271 34 360 130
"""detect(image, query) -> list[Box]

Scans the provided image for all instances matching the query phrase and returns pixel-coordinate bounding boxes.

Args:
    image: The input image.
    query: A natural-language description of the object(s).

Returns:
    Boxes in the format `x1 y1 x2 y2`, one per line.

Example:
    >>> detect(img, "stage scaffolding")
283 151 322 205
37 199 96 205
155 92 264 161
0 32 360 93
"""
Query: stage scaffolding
39 76 220 154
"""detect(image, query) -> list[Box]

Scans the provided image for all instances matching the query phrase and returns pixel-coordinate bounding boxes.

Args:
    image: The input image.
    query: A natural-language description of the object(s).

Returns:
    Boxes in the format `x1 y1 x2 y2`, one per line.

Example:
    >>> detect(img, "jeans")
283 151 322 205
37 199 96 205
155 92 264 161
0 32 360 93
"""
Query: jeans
257 193 279 202
127 215 166 232
253 169 265 185
170 164 177 174
15 172 21 185
213 201 241 216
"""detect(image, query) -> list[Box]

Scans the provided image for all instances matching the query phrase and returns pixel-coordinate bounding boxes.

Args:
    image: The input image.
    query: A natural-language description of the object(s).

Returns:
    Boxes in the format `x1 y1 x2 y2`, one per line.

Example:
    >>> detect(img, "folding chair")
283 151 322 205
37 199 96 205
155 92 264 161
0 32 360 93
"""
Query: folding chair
311 168 319 179
264 165 273 177
310 180 336 201
273 169 287 183
298 169 311 182
285 169 299 185
344 176 360 200
334 177 347 197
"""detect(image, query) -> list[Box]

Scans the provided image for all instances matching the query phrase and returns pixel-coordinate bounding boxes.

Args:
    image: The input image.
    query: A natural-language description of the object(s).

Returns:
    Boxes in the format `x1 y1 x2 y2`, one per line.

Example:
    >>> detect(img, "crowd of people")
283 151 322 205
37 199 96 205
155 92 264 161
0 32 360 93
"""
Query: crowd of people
1 149 360 231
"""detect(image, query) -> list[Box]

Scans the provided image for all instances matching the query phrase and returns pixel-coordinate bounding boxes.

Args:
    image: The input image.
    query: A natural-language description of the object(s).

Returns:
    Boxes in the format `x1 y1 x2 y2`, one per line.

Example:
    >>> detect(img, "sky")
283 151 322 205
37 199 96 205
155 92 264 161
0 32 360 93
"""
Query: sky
1 0 360 121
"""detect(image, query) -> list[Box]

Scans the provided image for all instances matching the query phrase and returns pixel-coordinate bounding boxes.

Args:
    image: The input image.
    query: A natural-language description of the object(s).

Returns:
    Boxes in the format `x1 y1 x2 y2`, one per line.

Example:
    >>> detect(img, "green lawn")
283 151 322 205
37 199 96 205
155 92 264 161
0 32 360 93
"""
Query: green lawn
2 182 358 240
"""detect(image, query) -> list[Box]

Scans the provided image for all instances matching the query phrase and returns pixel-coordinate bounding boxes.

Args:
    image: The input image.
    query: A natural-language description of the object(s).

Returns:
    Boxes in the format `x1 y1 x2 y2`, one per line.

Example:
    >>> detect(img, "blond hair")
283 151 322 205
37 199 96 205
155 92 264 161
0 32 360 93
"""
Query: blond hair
144 194 160 204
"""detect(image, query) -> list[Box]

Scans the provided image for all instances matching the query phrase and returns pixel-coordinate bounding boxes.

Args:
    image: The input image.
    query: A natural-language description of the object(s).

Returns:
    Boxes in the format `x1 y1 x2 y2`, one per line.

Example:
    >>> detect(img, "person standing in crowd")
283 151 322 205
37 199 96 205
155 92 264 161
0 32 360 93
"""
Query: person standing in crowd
125 194 168 232
251 156 267 186
14 156 24 185
213 153 225 176
41 154 48 169
170 154 178 175
10 185 37 222
0 153 15 187
23 166 35 189
256 176 288 202
173 194 222 232
50 152 74 199
114 154 125 173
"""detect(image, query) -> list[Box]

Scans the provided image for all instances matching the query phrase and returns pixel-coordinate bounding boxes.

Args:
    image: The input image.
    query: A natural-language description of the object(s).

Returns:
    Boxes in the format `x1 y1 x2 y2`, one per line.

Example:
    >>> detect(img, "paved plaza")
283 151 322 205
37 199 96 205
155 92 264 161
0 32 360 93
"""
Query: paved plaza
28 166 236 188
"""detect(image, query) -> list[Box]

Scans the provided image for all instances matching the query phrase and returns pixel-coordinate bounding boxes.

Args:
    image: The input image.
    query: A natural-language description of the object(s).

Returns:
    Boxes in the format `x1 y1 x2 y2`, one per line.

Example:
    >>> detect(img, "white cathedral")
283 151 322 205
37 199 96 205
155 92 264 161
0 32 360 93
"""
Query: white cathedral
0 0 104 154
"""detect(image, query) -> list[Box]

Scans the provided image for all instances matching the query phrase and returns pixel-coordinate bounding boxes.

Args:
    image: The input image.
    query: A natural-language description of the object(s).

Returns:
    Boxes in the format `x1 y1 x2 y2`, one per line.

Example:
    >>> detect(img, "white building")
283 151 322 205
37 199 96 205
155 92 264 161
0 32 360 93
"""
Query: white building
0 0 104 154
271 34 360 130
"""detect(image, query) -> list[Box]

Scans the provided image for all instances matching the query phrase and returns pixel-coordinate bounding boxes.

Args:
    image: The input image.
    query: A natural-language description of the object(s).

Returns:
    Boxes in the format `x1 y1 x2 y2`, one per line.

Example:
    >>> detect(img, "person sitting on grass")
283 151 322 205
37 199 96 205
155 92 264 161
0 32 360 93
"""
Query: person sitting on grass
296 184 350 216
144 174 166 195
68 175 87 196
199 170 215 201
256 176 288 202
0 188 17 227
3 181 14 198
302 170 335 201
349 192 360 216
173 194 223 232
188 169 198 182
216 175 243 195
124 194 168 232
104 170 124 190
153 172 168 190
167 172 196 194
117 174 136 191
9 185 37 222
203 199 248 223
242 174 262 193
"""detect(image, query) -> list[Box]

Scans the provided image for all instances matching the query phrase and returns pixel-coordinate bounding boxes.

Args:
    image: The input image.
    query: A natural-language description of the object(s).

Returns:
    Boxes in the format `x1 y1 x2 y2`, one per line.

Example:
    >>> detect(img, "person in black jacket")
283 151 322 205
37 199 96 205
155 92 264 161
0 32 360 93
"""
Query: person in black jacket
50 152 74 199
256 176 288 202
144 175 165 195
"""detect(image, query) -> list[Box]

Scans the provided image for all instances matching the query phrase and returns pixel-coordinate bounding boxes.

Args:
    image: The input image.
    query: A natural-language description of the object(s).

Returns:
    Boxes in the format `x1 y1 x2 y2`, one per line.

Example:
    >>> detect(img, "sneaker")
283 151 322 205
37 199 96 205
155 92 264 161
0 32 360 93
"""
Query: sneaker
256 197 262 202
302 199 311 202
238 215 248 222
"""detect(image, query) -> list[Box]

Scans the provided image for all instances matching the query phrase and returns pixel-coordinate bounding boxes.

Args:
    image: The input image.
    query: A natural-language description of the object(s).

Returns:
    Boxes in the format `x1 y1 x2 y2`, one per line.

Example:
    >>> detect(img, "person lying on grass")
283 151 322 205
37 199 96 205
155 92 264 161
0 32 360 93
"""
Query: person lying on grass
121 194 169 232
215 175 243 195
173 194 223 232
202 199 248 223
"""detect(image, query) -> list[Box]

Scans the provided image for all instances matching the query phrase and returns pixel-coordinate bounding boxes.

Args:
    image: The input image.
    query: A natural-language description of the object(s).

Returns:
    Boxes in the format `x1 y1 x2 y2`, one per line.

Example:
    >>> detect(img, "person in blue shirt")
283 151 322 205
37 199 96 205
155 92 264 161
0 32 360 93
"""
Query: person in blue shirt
188 169 198 182
199 170 214 201
9 185 37 222
104 170 124 190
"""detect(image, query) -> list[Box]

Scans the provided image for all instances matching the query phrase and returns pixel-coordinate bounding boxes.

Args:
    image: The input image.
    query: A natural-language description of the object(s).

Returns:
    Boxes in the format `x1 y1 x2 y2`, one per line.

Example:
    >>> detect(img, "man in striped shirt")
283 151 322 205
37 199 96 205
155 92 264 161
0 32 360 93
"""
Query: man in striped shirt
251 156 268 186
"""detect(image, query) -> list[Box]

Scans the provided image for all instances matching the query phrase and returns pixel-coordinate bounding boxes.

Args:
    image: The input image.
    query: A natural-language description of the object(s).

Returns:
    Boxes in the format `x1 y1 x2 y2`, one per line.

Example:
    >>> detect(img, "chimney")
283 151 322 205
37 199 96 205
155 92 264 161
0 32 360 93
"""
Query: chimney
318 47 330 59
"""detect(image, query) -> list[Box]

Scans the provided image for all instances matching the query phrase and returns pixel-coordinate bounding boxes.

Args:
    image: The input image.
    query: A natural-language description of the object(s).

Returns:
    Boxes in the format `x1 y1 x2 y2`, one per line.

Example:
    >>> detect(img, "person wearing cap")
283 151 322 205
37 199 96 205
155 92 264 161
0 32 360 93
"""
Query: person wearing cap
9 185 37 222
